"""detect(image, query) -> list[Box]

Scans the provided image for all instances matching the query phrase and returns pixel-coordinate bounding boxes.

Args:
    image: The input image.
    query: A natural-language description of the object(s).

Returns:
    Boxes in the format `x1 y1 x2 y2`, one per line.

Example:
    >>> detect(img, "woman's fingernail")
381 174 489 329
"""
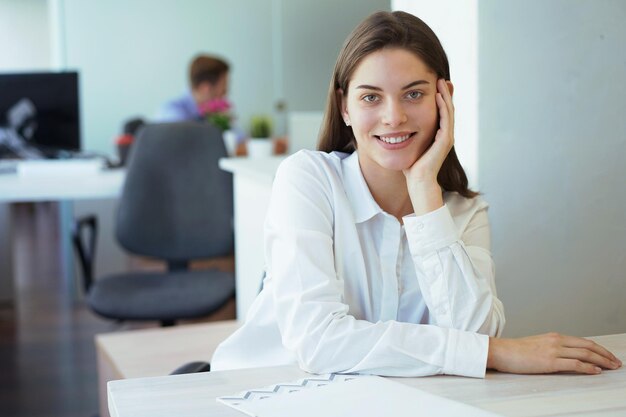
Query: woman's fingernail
595 367 602 373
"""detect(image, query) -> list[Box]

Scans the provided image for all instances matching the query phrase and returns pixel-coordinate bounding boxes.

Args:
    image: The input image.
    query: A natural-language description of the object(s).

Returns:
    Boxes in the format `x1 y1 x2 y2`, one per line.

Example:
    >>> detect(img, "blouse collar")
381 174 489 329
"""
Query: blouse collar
341 151 383 223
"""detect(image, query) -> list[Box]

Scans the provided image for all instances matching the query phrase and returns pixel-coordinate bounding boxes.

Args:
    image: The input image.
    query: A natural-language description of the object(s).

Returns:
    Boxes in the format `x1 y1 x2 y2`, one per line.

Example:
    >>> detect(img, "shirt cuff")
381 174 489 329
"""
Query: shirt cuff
443 329 489 378
403 205 460 256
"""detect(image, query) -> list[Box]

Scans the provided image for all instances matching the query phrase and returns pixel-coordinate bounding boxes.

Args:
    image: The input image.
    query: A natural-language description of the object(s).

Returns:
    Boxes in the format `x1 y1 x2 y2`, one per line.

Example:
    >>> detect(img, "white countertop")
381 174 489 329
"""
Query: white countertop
219 156 286 185
0 167 125 203
107 333 626 417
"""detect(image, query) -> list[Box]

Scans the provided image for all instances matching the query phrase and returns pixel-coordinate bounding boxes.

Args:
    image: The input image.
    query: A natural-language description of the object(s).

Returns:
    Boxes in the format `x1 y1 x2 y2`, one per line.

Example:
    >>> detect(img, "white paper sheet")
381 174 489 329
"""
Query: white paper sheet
218 374 502 417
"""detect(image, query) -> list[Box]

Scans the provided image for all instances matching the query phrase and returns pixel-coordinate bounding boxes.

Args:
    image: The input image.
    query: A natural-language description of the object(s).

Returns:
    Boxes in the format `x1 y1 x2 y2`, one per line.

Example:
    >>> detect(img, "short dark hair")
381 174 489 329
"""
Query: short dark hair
188 54 229 89
318 11 477 198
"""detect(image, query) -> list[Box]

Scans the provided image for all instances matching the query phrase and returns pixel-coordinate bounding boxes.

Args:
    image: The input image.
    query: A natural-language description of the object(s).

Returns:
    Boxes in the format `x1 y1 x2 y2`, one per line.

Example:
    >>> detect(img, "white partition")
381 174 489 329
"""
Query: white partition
0 0 51 71
477 0 626 337
287 111 324 153
219 156 285 319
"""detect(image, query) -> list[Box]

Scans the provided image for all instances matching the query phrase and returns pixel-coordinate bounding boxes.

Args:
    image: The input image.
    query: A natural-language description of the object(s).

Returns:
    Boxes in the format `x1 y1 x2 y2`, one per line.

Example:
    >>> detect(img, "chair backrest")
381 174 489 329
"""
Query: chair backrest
116 122 234 261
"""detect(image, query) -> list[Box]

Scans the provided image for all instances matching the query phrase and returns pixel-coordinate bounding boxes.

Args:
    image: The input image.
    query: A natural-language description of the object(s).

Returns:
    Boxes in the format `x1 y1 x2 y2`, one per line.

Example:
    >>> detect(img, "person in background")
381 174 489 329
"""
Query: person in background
211 11 621 377
155 54 230 122
155 54 246 155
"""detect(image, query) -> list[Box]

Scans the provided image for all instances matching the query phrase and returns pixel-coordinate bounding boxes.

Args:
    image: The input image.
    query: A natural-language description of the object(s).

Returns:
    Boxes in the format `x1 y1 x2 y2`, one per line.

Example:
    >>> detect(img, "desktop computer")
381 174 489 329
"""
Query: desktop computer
0 71 81 160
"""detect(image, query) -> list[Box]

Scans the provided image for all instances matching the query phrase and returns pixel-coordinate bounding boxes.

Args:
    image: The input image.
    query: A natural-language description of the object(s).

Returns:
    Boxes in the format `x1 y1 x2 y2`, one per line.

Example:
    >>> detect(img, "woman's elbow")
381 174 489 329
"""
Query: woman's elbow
294 347 344 374
479 299 505 337
290 334 352 374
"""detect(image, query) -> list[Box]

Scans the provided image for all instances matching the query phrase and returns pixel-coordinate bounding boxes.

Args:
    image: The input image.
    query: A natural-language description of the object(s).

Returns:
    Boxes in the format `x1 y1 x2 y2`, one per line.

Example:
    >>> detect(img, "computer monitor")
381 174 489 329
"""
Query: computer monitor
0 71 80 158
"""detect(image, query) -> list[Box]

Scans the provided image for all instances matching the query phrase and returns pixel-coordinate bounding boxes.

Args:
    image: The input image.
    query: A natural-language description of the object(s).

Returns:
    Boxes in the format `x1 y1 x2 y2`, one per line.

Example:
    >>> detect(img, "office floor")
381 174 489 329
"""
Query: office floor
0 203 235 417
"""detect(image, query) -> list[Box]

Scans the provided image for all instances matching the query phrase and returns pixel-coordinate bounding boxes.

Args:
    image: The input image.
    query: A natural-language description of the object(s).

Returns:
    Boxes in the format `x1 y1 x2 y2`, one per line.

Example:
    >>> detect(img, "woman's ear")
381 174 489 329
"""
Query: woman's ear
445 80 454 97
337 88 351 126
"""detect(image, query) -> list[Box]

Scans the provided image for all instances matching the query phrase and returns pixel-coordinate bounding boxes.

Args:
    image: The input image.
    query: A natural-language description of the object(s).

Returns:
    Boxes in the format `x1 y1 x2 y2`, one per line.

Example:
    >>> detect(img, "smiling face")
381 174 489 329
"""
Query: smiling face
341 48 439 176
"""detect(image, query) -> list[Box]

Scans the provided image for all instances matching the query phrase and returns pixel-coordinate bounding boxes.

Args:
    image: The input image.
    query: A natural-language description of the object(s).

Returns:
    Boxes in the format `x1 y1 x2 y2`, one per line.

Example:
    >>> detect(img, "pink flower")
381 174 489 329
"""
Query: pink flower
198 98 233 131
198 98 231 115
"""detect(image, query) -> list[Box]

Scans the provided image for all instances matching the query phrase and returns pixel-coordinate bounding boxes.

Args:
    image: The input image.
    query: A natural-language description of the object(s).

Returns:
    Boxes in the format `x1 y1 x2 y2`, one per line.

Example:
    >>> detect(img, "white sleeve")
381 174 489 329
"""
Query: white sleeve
265 155 490 378
404 204 505 336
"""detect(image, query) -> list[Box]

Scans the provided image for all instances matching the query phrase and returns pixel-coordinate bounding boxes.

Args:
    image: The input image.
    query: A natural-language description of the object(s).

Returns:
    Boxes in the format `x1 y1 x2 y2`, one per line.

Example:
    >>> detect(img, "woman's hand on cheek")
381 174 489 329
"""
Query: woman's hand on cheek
403 79 454 215
403 78 454 183
488 333 623 375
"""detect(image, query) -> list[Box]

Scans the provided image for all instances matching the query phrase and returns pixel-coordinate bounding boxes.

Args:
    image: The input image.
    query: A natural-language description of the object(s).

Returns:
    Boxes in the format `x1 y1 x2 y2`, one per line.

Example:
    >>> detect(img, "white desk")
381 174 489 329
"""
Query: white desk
97 320 240 417
219 156 285 319
0 167 125 202
0 166 126 303
108 333 626 417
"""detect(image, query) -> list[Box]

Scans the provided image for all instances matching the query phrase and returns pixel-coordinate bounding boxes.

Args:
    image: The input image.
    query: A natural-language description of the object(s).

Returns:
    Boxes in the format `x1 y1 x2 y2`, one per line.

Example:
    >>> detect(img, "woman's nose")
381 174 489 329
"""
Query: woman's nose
381 100 408 127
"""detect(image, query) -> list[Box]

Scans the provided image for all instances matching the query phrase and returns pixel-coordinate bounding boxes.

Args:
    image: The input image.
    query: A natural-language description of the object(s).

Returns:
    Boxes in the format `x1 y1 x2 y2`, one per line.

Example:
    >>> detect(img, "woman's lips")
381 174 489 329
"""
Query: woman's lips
374 132 416 149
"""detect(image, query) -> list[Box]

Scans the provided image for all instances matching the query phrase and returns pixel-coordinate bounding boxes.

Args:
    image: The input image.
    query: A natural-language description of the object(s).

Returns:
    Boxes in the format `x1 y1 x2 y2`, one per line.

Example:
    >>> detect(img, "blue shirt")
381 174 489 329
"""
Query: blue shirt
154 92 246 145
154 92 201 122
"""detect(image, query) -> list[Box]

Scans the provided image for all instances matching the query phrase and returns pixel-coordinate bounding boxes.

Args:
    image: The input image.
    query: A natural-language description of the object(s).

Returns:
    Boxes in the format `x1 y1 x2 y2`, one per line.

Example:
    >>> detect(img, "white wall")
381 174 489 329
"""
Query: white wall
0 0 50 303
479 0 626 337
48 0 389 155
392 0 479 188
280 0 390 113
0 0 51 70
51 0 275 155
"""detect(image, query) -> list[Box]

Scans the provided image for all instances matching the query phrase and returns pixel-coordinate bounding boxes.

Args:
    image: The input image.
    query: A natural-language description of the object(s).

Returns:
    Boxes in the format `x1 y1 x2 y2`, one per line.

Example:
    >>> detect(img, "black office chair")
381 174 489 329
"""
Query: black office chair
73 122 235 327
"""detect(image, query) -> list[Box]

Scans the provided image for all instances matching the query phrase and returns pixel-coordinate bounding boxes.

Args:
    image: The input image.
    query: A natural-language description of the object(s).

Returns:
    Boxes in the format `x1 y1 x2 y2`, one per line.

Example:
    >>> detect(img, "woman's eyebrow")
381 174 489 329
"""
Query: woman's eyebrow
402 80 430 89
355 84 382 91
355 80 430 91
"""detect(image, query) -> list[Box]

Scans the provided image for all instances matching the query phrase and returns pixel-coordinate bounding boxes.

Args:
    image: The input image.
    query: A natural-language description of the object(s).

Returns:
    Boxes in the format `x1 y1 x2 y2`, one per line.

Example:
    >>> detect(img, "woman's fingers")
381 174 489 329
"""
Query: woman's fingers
553 358 602 375
437 78 454 127
544 334 622 372
436 92 448 130
561 335 622 365
562 347 620 370
434 80 454 151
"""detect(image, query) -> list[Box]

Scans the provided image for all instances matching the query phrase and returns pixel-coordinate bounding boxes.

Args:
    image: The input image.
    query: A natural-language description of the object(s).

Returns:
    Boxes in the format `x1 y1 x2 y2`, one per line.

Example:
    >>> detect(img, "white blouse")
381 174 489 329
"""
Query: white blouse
212 150 505 378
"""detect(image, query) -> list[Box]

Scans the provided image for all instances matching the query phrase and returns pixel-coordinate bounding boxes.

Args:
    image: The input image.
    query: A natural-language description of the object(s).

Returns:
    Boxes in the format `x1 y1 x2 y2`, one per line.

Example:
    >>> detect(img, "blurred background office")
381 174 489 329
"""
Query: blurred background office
0 1 625 417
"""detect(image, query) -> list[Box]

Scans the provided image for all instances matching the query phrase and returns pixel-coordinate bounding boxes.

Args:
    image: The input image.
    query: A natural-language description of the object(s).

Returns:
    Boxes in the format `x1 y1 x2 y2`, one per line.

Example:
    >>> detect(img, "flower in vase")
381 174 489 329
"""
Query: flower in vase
198 98 232 131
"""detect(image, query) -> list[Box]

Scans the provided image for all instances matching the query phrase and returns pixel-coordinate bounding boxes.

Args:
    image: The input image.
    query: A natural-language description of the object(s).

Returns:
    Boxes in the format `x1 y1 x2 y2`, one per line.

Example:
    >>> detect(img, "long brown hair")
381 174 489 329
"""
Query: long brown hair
317 11 477 198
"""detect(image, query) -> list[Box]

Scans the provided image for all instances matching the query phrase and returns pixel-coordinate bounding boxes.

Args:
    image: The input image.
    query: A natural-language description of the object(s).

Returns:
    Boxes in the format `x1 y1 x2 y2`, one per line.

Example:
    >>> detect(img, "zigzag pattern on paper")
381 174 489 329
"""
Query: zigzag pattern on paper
218 373 360 406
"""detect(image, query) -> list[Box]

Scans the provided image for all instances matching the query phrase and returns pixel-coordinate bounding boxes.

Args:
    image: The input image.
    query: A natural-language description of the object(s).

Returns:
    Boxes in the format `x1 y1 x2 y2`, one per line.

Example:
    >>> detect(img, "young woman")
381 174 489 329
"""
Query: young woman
212 11 621 377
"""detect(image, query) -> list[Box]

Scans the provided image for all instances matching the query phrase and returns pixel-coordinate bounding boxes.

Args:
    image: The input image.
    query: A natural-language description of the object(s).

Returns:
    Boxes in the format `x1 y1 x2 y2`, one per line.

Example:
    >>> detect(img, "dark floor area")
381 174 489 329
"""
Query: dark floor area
0 203 140 417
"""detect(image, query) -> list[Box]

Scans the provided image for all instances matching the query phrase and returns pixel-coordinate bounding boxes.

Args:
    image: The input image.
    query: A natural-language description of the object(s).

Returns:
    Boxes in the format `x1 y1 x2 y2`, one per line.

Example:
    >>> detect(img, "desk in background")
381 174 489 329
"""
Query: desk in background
219 156 285 319
0 166 126 303
108 333 626 417
1 155 283 314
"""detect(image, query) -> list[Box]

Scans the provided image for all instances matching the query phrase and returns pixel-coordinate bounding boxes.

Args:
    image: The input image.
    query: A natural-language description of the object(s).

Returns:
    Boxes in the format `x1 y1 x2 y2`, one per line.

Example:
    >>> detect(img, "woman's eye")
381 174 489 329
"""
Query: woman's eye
406 91 422 100
362 94 378 103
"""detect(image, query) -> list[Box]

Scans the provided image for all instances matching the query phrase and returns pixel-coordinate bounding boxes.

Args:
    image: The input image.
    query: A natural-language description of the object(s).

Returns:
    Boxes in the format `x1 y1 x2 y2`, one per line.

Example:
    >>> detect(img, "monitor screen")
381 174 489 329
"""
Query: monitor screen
0 71 80 158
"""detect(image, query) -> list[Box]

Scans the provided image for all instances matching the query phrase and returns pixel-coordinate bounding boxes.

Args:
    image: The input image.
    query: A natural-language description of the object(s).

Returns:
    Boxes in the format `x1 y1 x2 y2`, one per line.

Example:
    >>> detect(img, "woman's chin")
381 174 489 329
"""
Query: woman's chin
377 155 419 172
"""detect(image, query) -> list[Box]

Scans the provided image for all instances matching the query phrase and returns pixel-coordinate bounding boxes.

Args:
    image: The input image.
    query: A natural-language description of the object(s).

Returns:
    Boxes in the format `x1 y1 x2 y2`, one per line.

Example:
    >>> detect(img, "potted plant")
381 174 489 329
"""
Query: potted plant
198 98 238 156
247 115 273 158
